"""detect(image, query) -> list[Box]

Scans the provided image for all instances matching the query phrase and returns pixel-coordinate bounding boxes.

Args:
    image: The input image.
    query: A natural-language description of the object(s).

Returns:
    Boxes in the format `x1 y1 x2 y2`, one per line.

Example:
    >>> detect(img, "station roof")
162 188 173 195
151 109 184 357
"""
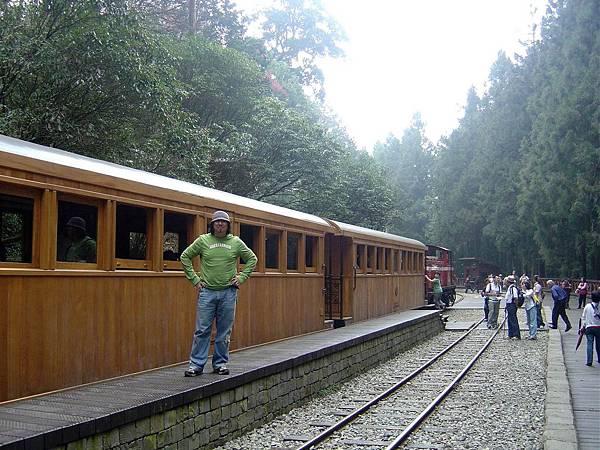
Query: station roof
0 134 329 228
328 220 426 250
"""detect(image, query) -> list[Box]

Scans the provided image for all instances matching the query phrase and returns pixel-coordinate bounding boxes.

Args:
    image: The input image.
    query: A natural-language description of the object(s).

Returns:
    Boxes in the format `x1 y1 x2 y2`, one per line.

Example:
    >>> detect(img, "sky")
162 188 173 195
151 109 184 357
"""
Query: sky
235 0 548 150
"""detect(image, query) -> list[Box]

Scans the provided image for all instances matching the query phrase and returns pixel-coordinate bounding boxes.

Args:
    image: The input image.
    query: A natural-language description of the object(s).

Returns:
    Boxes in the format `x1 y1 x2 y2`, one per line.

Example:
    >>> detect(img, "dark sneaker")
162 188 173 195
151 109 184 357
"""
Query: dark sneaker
184 368 203 377
565 326 572 332
213 366 230 375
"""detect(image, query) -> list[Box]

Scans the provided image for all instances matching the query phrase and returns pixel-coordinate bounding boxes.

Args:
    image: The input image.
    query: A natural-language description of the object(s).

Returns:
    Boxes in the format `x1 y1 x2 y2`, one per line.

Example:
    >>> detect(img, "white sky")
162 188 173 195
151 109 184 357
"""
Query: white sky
235 0 548 150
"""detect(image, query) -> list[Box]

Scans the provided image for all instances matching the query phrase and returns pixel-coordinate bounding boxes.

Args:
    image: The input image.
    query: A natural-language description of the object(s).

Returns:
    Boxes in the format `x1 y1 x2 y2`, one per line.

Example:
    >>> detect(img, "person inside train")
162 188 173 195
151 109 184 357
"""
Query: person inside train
180 210 257 377
63 217 97 263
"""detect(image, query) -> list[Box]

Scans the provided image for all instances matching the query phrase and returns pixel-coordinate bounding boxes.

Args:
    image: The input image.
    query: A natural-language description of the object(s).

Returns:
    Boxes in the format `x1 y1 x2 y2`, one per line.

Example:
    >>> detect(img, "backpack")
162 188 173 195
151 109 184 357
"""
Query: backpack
515 286 525 308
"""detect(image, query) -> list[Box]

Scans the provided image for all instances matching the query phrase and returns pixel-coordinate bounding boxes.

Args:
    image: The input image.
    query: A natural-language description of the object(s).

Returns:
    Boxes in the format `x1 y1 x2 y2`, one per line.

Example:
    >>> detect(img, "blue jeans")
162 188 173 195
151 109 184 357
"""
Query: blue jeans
525 306 538 338
189 287 237 370
585 327 600 365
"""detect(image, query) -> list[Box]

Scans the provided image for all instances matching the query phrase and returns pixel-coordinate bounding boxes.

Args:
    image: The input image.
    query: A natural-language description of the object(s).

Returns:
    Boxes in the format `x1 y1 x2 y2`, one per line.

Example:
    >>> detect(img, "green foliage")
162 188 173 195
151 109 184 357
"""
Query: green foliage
428 0 600 278
373 114 432 241
0 0 211 184
260 0 346 98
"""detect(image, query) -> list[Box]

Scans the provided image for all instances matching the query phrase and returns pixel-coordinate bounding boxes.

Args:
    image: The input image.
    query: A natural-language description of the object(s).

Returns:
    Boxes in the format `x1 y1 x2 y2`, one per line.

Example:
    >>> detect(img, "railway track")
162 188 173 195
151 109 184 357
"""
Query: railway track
285 317 506 450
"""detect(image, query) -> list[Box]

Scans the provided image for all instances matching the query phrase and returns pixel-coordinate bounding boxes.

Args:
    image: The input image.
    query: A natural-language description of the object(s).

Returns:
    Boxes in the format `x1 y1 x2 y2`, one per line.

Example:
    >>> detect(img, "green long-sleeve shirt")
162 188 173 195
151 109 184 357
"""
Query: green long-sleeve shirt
180 233 257 290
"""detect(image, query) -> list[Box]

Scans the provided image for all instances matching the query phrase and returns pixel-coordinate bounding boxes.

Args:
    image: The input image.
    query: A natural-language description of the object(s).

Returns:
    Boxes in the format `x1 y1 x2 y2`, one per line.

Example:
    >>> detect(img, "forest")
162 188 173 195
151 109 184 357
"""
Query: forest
0 0 598 279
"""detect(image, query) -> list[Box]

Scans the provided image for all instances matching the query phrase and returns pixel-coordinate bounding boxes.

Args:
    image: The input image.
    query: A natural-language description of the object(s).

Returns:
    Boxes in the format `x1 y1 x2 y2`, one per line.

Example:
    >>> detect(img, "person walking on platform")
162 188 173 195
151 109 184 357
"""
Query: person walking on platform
504 276 521 339
547 280 572 331
576 277 589 309
426 272 445 310
533 275 546 328
180 210 257 377
522 281 538 340
580 291 600 366
487 276 502 329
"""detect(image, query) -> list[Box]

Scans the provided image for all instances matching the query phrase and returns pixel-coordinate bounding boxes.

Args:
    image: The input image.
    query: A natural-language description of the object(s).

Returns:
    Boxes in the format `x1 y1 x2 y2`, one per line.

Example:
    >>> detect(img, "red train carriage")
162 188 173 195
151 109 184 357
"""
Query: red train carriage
425 244 456 307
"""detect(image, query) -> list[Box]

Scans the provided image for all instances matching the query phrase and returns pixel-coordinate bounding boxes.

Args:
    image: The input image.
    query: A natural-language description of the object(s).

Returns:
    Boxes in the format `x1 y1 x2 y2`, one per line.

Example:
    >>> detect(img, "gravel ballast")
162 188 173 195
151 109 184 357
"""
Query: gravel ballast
217 308 548 449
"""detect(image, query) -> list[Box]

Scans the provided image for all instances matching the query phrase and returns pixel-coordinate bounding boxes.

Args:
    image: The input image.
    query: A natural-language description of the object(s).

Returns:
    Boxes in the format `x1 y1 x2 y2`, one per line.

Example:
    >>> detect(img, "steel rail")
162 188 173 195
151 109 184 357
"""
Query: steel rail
385 316 507 449
295 317 486 450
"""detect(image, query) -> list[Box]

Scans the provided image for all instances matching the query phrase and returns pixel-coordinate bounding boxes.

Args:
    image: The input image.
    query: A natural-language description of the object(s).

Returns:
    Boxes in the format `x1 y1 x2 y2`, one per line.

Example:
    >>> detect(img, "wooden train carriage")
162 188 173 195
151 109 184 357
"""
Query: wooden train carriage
324 220 426 324
0 134 331 402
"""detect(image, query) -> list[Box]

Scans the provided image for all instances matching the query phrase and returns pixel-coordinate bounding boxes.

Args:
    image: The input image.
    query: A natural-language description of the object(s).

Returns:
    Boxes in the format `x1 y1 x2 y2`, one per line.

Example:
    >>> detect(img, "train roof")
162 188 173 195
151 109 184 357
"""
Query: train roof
427 244 451 252
327 220 426 250
0 134 329 228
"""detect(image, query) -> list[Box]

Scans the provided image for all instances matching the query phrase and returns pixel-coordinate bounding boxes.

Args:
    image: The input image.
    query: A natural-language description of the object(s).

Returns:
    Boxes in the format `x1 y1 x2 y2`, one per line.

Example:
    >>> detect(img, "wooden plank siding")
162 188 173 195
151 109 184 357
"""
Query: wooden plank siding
0 273 325 401
0 137 426 402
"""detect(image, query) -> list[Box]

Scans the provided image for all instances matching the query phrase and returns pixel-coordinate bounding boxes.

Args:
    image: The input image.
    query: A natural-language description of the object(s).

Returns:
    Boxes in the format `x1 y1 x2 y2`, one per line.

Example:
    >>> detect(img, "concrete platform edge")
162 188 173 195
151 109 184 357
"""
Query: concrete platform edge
543 328 578 450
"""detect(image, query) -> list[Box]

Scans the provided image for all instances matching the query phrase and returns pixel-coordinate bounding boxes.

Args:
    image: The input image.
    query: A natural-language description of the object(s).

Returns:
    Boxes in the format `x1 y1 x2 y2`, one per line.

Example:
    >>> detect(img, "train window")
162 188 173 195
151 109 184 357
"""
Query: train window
376 247 382 271
356 244 364 271
401 250 407 272
116 204 149 264
0 193 34 264
287 233 300 271
409 252 415 272
57 200 98 264
305 235 317 272
239 223 260 269
366 246 374 273
163 211 192 269
393 249 400 273
385 248 391 272
265 229 281 270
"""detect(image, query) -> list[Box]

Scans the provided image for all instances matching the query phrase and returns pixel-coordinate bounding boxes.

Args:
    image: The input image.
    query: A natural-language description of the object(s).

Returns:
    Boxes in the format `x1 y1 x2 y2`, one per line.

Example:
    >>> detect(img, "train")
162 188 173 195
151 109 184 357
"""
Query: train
425 244 456 307
0 134 427 402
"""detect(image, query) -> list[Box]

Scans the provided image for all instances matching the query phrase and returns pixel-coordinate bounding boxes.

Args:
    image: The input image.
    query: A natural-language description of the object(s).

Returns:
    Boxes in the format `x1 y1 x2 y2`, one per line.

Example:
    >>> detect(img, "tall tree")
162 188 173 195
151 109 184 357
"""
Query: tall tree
260 0 346 99
519 0 600 277
373 113 431 241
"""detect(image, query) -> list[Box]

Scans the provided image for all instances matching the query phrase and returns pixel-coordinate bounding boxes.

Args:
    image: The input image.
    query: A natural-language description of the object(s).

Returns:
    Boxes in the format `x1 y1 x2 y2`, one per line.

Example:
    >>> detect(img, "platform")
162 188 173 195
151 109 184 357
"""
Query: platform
0 309 443 450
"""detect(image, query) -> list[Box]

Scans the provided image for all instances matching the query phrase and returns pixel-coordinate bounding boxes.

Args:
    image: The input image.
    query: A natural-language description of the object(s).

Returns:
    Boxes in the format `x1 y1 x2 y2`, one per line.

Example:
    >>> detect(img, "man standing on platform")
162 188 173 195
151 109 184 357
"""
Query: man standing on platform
180 210 257 377
547 279 572 331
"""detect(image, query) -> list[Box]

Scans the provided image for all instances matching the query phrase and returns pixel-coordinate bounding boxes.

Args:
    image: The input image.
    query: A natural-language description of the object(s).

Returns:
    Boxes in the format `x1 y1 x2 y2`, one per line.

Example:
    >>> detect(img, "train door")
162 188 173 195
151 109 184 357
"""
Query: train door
324 233 344 326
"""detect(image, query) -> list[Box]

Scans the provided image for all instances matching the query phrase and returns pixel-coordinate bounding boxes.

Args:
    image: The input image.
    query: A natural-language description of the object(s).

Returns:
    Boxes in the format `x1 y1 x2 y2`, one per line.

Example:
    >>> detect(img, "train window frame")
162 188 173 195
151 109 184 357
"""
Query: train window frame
355 244 365 273
376 247 382 273
265 228 282 272
366 245 374 274
384 248 391 273
238 222 262 272
393 249 400 273
55 194 103 270
0 184 40 268
305 235 318 273
114 203 155 270
286 232 301 272
162 210 194 271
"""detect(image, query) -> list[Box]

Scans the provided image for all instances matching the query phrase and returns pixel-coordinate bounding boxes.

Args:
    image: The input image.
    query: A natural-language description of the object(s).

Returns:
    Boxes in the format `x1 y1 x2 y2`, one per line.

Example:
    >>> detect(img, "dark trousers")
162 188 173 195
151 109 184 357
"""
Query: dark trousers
578 294 587 309
506 303 520 338
536 303 545 327
551 300 571 329
483 296 489 320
